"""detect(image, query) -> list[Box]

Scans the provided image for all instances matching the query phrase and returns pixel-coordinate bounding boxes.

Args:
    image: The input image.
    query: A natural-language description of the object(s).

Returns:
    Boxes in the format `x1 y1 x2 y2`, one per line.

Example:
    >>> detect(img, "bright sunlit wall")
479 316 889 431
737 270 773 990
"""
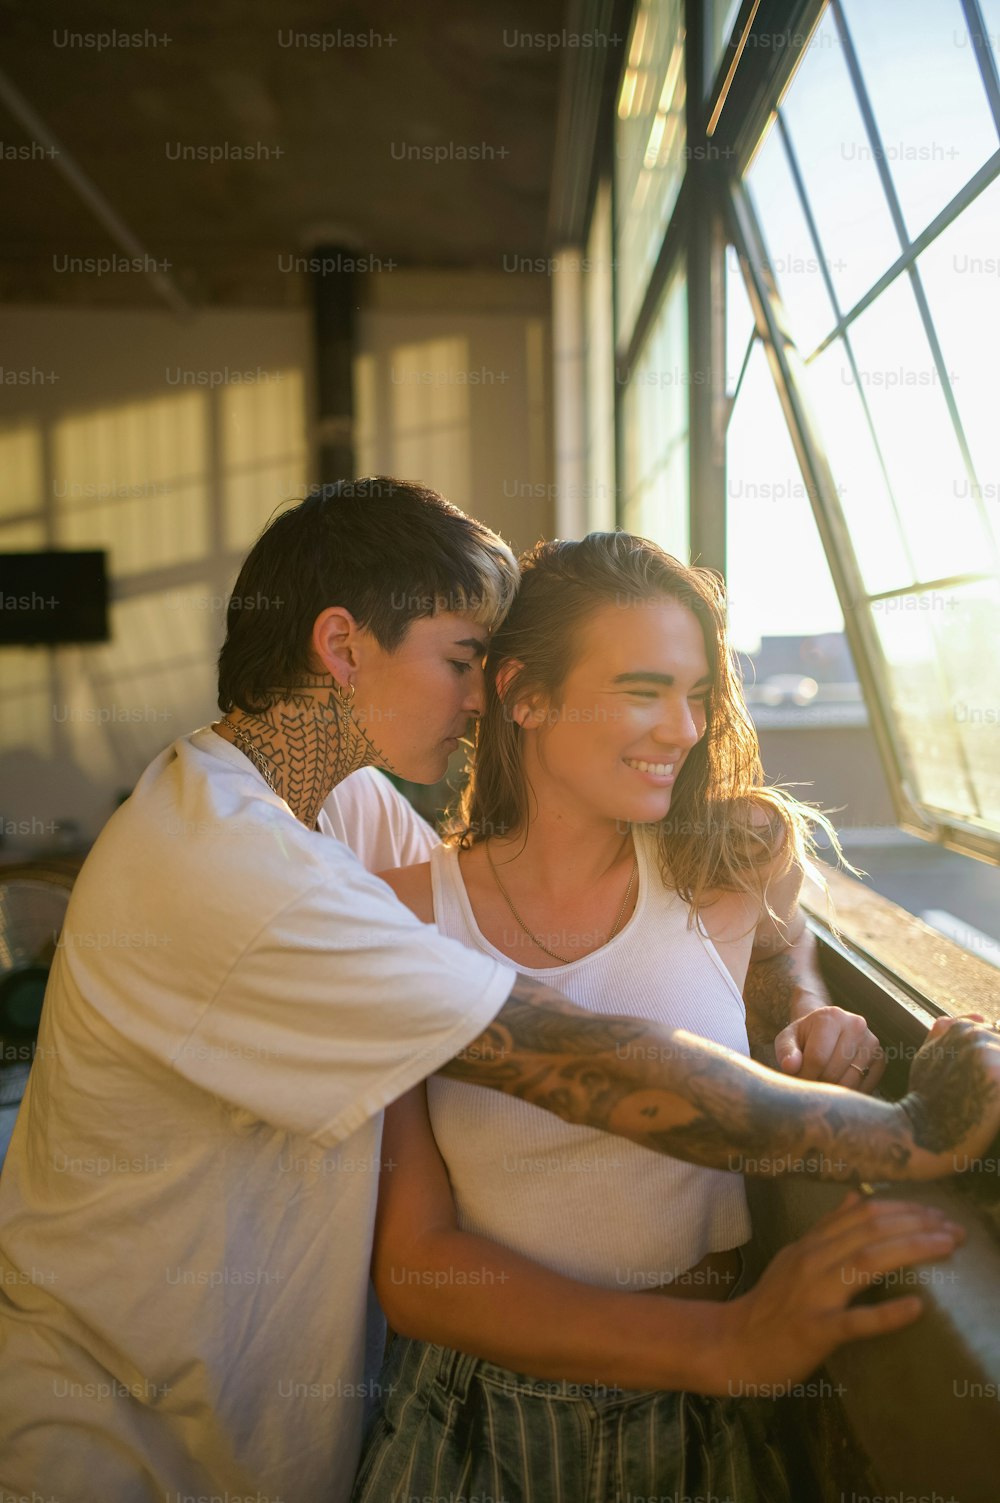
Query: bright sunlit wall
0 307 311 847
0 275 553 852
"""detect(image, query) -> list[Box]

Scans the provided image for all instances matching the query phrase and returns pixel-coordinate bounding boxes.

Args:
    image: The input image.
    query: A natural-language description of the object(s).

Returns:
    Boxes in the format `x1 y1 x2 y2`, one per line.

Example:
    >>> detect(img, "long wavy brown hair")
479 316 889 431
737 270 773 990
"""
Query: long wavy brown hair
446 531 849 925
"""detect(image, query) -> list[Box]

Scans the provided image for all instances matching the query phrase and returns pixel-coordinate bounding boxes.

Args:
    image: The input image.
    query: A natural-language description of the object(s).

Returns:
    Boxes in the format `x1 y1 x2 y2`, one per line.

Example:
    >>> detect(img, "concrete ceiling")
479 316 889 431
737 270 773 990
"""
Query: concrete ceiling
0 0 567 307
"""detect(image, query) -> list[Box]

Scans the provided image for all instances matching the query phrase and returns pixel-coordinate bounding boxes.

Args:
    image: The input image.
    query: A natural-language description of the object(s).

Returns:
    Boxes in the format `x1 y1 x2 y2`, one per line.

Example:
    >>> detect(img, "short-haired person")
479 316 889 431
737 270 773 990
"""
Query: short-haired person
0 481 997 1503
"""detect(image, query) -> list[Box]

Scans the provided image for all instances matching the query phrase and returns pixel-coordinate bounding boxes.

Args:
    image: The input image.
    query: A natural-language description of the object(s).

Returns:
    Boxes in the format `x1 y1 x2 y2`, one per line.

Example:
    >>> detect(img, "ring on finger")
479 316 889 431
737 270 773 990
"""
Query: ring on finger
848 1061 870 1079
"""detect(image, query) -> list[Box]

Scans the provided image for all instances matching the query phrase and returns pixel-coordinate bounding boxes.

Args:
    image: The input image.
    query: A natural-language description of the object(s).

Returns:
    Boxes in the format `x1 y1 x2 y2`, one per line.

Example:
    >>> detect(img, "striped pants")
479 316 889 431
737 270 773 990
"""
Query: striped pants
350 1333 791 1503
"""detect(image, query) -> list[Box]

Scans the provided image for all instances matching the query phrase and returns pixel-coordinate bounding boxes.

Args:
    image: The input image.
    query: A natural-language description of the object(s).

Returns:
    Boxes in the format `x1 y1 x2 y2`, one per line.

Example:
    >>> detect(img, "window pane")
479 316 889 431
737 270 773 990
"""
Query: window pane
615 0 686 341
623 439 689 558
725 244 756 395
584 181 617 531
979 0 1000 77
621 270 689 556
779 6 901 316
845 274 992 581
745 119 838 354
726 340 843 653
915 176 1000 556
804 337 914 595
871 588 979 820
840 0 999 241
710 0 742 83
939 579 1000 825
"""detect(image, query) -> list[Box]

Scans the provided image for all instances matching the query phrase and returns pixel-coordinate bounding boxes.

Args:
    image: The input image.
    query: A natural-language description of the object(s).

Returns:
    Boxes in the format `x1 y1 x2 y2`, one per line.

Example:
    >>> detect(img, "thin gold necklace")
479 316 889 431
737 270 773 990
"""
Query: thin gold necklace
225 719 281 796
485 838 637 965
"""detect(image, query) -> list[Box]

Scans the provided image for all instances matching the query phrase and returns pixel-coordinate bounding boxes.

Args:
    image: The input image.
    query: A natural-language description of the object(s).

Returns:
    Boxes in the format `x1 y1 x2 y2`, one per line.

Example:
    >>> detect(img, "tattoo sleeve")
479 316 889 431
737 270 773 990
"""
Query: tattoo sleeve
742 948 801 1062
901 1024 996 1154
436 979 996 1184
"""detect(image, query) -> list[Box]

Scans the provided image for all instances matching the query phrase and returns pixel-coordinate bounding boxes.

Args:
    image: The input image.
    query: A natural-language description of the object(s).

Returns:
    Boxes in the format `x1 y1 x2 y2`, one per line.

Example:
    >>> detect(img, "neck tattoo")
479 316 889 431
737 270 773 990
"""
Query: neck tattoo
222 677 396 829
228 723 280 794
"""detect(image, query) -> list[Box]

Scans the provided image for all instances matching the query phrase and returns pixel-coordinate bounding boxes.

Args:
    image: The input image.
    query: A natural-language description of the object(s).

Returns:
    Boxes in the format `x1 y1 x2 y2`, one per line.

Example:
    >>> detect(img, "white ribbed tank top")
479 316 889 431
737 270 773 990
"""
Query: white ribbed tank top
426 825 753 1289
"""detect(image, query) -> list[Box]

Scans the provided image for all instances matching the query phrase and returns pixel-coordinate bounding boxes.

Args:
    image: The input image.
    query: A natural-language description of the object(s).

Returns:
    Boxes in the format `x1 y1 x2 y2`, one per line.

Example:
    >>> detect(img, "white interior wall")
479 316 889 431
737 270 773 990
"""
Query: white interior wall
0 275 552 852
0 306 312 852
355 269 553 552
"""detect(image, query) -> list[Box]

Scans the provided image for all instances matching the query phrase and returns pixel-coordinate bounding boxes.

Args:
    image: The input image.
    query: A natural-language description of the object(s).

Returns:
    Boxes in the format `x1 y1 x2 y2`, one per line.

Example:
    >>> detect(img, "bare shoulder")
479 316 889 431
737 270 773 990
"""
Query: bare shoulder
697 800 799 950
377 862 435 923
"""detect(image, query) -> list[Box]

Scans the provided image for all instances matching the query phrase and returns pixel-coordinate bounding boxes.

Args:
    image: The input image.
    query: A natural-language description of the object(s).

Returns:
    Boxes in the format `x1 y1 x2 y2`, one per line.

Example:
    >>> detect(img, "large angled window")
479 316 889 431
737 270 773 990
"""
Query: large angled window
728 0 1000 860
621 266 690 556
614 0 691 564
726 340 844 663
583 181 616 533
615 0 686 343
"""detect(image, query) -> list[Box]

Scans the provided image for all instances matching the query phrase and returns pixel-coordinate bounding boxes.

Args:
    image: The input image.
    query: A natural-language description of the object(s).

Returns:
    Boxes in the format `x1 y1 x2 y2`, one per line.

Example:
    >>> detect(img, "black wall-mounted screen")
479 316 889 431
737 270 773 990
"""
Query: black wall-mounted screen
0 551 110 645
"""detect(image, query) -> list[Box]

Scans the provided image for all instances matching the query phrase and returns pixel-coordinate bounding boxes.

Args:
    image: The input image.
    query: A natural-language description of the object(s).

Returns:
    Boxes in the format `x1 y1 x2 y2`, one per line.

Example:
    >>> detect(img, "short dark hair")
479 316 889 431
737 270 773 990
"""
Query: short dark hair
217 476 518 713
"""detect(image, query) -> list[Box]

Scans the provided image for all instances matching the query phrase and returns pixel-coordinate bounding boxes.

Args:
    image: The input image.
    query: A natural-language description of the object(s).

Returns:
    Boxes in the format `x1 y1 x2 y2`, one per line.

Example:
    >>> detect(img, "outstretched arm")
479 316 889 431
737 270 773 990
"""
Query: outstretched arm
376 863 1000 1191
439 981 1000 1184
374 1085 966 1394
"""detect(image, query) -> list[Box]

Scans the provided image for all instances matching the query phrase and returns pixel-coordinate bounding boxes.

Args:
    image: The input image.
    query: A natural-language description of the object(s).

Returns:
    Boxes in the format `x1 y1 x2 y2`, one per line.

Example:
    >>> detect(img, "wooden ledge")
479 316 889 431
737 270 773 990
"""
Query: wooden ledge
802 861 1000 1018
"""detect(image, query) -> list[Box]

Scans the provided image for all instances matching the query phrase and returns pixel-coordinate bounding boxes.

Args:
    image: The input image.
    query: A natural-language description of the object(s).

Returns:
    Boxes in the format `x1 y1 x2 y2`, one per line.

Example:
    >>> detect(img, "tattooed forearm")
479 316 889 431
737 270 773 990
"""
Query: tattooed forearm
742 948 802 1045
439 980 915 1182
438 980 1000 1184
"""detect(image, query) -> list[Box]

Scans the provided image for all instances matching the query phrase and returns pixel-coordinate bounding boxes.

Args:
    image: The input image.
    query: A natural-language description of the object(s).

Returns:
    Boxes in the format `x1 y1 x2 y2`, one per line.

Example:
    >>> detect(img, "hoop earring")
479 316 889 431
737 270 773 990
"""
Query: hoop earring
334 680 356 705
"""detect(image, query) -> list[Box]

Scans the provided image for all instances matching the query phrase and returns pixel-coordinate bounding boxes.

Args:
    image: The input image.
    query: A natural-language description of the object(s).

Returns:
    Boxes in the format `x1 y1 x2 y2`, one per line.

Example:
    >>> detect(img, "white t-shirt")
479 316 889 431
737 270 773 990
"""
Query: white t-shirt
321 764 443 876
0 731 515 1503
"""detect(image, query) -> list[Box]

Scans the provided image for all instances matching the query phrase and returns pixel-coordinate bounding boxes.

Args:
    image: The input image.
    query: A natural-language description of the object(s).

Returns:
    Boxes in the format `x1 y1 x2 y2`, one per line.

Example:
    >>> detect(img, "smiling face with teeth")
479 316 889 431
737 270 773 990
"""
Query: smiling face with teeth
514 595 712 828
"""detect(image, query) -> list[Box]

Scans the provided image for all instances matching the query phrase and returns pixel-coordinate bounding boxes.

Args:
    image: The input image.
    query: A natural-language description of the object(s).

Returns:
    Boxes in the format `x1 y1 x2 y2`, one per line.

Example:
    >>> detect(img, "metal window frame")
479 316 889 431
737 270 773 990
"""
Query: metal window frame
715 0 1000 863
610 0 830 564
595 0 1000 864
611 0 725 567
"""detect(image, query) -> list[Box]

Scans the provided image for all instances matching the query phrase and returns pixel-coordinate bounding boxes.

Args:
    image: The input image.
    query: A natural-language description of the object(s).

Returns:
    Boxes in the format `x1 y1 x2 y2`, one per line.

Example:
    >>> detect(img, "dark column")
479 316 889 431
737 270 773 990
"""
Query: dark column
311 245 357 482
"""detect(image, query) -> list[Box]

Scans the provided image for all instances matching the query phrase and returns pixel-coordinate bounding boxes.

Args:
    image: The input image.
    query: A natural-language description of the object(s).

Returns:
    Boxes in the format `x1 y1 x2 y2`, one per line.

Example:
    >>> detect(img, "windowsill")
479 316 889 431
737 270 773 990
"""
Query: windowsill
751 862 1000 1501
802 860 1000 1021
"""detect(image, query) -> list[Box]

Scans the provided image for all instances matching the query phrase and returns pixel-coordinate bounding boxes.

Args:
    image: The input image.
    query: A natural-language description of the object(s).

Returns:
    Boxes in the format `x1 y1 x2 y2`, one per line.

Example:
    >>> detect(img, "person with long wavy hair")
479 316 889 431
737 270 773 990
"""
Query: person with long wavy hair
350 531 964 1503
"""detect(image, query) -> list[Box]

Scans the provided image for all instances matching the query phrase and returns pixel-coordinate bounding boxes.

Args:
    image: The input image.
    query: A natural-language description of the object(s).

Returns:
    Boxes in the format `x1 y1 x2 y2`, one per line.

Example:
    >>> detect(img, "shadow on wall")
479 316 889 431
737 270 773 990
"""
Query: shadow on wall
1 340 310 852
0 299 553 854
0 744 111 854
